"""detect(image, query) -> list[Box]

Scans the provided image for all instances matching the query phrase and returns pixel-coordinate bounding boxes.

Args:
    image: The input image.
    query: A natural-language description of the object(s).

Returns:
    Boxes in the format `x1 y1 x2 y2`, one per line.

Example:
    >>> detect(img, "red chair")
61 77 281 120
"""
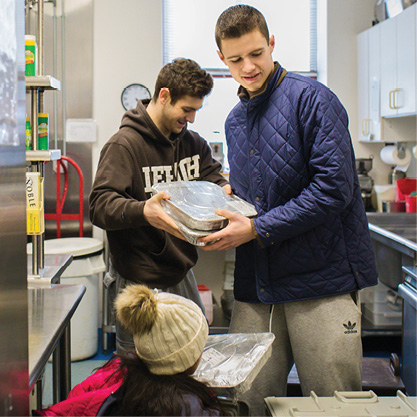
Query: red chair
44 155 84 238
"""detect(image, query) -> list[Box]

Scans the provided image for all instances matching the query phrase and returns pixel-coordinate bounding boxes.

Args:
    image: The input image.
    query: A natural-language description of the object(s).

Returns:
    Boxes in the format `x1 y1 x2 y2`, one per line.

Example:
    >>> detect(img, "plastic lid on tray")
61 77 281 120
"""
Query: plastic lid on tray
152 181 257 231
193 332 275 397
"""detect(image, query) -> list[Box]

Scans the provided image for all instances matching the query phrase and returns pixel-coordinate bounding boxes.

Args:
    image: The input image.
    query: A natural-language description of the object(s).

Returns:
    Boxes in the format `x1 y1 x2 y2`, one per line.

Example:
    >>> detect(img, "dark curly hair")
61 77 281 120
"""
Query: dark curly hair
100 354 224 416
215 5 270 52
153 58 213 104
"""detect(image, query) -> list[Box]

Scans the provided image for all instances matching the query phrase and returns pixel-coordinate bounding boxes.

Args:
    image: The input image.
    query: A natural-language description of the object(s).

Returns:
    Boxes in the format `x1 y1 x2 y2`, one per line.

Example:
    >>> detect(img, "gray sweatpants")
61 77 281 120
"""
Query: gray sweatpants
105 265 205 355
229 292 362 416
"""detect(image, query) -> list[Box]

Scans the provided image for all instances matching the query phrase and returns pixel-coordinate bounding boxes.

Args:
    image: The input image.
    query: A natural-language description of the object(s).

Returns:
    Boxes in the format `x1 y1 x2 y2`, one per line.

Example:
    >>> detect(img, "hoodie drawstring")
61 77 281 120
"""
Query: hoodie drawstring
173 138 180 180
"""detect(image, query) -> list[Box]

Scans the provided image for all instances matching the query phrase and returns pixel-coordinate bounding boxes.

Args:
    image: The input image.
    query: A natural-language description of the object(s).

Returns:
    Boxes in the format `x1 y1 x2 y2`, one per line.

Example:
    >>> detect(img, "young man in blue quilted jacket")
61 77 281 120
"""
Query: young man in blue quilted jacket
199 5 378 415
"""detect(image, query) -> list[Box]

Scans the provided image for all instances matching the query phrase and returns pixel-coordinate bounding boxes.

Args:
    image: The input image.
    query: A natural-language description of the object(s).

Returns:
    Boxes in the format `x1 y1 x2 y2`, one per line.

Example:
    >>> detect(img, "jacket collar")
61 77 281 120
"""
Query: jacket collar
237 62 284 104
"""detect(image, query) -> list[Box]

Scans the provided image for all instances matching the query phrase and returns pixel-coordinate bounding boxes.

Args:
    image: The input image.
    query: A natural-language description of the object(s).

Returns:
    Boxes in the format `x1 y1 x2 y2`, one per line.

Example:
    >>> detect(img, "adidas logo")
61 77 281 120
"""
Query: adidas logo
343 321 358 334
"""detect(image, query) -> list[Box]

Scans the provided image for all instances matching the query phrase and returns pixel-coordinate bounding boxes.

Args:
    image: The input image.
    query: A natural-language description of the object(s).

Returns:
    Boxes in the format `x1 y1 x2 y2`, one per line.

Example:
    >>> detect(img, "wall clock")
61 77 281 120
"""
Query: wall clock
121 83 151 111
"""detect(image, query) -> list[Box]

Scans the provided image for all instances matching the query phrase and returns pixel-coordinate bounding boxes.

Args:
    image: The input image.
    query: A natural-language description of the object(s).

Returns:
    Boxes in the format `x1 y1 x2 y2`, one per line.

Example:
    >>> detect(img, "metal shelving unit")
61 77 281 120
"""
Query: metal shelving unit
26 149 61 162
26 75 61 90
26 0 61 283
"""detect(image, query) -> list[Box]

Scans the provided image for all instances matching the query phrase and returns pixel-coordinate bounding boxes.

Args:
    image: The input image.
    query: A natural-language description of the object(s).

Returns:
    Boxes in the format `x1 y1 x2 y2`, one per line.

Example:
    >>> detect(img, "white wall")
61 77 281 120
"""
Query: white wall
92 0 162 240
93 0 162 147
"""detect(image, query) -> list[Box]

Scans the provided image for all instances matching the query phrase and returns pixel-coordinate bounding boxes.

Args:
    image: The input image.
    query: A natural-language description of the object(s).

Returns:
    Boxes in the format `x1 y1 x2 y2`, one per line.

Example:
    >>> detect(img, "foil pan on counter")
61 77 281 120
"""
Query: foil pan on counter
151 181 257 232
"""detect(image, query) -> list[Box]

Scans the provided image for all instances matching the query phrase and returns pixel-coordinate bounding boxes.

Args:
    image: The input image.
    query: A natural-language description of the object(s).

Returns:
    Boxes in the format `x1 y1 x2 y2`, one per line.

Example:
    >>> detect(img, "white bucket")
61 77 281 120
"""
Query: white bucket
36 238 106 361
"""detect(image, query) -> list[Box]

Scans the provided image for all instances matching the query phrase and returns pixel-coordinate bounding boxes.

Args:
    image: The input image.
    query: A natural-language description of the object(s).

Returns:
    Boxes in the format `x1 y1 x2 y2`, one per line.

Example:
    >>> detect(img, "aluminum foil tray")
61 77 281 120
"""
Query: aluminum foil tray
161 202 221 246
193 333 275 397
151 181 257 231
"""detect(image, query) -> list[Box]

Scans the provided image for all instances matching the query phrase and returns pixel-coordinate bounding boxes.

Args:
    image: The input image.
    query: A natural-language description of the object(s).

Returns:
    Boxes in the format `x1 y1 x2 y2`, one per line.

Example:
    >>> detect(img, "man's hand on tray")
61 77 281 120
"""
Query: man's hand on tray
143 191 187 241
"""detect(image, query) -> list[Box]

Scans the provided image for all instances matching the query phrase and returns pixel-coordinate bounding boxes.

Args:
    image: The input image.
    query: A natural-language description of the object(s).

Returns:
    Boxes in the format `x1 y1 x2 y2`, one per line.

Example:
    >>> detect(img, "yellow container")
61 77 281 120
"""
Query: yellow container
26 172 44 235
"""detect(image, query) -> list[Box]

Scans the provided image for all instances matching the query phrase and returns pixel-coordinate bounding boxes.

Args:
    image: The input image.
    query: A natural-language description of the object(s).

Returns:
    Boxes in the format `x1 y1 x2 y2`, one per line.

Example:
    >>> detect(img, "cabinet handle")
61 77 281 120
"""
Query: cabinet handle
361 119 370 136
392 88 401 109
389 90 394 109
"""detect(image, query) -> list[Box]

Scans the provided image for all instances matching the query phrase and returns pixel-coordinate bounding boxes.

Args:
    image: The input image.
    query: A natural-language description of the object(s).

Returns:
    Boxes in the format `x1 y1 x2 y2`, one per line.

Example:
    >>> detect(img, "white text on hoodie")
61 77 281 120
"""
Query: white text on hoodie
142 155 200 193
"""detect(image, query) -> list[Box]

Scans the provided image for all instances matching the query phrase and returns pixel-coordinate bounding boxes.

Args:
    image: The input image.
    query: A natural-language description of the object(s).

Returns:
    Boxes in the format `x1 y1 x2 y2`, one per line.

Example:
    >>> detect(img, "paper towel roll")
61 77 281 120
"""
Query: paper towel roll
413 145 417 159
380 145 412 172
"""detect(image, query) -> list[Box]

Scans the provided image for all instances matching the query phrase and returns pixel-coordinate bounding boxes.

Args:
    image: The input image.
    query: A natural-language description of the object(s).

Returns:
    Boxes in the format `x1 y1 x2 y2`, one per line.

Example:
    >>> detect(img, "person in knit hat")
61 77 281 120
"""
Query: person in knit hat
34 285 223 417
115 284 209 375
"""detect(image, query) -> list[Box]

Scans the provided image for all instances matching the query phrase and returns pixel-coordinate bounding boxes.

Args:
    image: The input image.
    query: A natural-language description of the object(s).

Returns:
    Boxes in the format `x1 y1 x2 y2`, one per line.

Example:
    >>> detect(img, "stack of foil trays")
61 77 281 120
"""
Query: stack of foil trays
151 181 257 246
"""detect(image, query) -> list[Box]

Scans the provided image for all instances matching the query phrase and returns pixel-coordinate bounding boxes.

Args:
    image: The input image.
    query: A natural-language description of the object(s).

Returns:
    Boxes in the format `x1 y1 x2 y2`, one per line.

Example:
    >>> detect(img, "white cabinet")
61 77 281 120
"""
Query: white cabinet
380 4 416 117
357 24 382 142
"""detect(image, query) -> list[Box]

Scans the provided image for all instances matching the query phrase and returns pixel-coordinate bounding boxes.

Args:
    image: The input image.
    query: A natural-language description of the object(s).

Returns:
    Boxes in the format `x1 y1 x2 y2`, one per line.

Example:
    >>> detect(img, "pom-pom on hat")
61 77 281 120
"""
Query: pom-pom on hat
115 285 208 375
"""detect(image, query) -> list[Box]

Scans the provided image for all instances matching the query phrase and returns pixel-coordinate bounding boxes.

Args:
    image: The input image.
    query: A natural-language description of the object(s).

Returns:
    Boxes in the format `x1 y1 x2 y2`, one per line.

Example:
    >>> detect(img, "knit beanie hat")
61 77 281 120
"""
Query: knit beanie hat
115 284 208 375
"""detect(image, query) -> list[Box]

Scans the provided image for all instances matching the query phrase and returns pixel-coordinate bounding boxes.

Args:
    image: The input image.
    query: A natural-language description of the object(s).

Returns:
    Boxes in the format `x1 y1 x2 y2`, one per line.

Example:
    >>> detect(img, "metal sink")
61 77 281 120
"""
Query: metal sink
366 213 417 290
366 213 416 244
366 212 416 229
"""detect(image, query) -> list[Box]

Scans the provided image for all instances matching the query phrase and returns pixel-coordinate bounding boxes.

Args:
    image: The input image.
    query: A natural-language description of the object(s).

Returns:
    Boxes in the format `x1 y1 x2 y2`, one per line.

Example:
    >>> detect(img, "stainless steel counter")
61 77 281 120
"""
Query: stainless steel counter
366 213 416 290
366 213 417 258
363 213 416 337
28 283 85 406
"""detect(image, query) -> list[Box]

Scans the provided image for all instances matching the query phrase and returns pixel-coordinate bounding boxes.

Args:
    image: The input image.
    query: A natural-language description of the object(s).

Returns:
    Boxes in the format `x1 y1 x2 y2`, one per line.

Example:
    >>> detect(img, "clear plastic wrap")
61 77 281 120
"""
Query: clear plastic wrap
151 181 257 231
160 201 220 246
193 333 275 398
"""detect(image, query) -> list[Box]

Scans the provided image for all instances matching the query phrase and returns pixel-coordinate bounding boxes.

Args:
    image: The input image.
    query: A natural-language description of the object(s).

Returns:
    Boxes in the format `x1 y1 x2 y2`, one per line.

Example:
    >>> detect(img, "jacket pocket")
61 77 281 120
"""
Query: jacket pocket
270 228 327 278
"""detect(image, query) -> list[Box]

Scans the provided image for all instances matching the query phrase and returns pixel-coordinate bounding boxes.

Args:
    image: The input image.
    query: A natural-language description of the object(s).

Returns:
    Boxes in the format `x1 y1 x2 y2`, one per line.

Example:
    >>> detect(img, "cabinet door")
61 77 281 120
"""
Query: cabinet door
369 24 381 141
380 17 397 117
396 5 416 115
357 30 370 141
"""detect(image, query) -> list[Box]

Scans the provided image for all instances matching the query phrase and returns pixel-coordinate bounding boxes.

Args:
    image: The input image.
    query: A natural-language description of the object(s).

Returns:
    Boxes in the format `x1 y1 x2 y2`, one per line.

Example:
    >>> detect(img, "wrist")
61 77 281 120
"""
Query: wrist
250 218 265 248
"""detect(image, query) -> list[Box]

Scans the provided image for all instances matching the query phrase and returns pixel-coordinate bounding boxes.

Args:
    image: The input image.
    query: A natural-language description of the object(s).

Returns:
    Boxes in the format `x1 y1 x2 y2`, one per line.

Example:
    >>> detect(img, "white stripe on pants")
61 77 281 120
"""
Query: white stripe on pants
229 292 362 416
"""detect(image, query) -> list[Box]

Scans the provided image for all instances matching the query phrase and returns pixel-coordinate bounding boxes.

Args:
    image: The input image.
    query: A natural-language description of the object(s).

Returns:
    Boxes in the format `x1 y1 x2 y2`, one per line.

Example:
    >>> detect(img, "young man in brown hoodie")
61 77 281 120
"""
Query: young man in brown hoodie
89 58 230 354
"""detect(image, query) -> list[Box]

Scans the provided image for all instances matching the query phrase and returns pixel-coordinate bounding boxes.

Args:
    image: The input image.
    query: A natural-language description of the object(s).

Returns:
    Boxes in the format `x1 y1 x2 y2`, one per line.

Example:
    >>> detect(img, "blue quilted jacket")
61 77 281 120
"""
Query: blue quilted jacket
226 64 378 304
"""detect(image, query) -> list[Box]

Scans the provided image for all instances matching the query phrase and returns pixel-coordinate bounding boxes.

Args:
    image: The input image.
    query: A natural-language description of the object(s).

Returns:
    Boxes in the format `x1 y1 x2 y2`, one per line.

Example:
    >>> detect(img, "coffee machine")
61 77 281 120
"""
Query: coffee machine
356 157 374 211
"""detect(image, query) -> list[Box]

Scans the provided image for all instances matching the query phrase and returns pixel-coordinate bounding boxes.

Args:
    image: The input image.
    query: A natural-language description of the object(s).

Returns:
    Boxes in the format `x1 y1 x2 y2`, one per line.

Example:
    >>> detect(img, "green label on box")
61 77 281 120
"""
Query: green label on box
38 114 49 150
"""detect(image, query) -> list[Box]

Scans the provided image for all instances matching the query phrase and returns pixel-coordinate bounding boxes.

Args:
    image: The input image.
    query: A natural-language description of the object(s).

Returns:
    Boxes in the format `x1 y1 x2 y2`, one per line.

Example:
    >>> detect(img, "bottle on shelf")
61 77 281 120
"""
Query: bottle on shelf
25 116 32 150
38 113 49 150
24 35 37 77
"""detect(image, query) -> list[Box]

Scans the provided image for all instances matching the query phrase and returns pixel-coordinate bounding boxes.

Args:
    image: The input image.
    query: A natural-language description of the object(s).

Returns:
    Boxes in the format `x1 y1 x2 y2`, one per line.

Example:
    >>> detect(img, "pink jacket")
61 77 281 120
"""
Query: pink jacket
34 359 123 416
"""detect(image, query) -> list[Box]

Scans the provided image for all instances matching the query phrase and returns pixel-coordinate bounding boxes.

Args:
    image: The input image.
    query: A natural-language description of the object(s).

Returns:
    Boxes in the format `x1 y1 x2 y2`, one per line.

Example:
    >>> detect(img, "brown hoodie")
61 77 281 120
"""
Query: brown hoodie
89 100 227 287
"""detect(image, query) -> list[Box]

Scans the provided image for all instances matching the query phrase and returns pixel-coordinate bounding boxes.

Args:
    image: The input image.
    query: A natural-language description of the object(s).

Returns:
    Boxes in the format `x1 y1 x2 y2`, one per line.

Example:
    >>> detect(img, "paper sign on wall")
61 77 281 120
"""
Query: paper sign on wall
66 119 97 143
